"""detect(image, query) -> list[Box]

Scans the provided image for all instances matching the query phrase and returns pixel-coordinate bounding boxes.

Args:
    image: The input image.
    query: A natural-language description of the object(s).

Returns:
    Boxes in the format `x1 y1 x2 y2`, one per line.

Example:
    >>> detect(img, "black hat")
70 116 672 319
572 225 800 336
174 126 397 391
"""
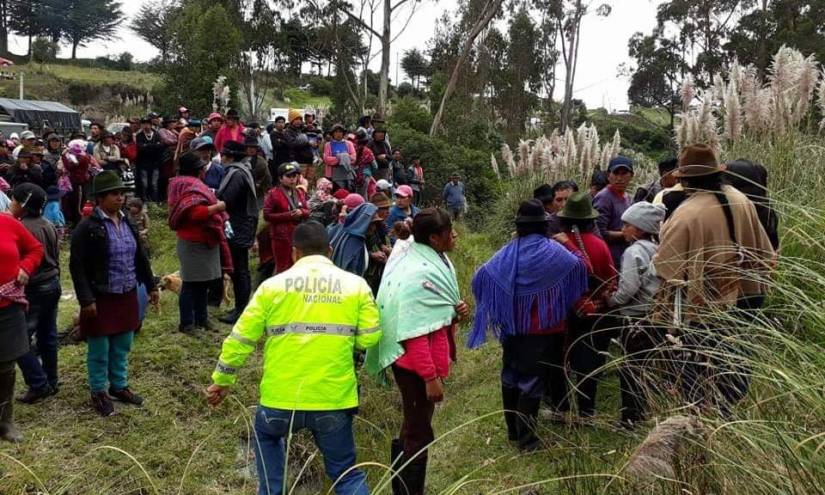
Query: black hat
140 117 152 124
515 199 549 225
243 135 260 148
533 184 555 203
220 140 246 158
92 170 131 195
354 129 368 143
46 185 62 202
12 183 47 216
278 162 301 177
148 112 160 119
178 151 206 172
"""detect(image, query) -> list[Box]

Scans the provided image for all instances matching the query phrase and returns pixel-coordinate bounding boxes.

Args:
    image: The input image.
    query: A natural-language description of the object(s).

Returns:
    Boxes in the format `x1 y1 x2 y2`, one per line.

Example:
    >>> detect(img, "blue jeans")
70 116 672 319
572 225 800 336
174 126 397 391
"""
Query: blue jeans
17 277 61 391
253 406 368 495
87 331 134 393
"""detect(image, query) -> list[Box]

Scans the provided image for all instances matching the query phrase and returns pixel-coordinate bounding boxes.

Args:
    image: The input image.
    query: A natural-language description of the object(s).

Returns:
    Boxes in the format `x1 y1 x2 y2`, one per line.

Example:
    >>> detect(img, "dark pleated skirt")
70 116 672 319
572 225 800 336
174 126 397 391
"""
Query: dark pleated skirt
80 290 139 338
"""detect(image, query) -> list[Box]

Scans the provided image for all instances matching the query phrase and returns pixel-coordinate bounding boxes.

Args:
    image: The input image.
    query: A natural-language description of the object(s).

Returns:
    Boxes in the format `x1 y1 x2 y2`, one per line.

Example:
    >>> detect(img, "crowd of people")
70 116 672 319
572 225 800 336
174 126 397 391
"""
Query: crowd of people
0 103 777 495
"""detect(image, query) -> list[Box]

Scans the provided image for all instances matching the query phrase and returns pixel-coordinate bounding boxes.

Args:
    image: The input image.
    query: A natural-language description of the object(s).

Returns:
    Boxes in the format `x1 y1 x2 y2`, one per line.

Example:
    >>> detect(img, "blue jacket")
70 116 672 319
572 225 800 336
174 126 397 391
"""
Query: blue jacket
204 161 225 191
385 204 419 231
442 181 466 209
329 203 379 276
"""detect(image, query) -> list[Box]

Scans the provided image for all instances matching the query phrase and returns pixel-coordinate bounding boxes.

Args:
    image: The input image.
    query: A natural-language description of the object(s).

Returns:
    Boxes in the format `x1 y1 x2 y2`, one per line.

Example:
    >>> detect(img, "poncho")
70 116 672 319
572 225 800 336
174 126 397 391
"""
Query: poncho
365 241 460 378
468 234 588 348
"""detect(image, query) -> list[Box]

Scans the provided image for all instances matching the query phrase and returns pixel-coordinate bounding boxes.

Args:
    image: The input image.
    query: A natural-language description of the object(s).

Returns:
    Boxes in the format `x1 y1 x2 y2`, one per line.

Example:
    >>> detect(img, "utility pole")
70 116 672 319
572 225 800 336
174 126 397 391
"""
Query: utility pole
19 71 24 100
395 51 399 88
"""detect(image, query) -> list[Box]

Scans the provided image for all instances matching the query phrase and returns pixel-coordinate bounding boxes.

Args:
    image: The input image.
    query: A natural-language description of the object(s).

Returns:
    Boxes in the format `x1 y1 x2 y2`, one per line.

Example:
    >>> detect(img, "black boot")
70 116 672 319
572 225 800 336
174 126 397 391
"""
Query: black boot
516 396 542 452
502 385 520 442
400 455 427 495
391 438 407 495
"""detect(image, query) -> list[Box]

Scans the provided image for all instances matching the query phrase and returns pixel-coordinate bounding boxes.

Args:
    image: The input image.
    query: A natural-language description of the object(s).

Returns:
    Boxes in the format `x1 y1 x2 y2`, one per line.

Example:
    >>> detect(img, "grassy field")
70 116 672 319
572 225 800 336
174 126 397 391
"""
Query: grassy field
1 206 645 494
7 63 159 92
2 134 825 494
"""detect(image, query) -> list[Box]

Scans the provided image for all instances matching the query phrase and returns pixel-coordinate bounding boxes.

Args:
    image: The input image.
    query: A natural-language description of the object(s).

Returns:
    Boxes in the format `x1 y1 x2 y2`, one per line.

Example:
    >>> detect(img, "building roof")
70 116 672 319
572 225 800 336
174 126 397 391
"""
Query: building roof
0 97 81 131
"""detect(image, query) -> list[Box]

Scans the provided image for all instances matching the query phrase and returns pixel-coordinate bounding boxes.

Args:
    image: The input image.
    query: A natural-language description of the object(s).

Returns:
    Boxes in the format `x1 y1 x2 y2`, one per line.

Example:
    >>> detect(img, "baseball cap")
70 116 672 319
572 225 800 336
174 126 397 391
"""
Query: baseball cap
189 136 214 151
278 162 301 177
12 183 47 216
395 185 413 198
607 156 634 173
207 112 224 123
375 179 393 192
21 130 36 140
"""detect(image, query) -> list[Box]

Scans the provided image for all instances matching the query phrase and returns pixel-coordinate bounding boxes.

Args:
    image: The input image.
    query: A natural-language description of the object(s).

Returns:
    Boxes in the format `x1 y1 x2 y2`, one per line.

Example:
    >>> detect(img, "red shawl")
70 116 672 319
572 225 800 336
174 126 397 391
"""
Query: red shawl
167 176 234 274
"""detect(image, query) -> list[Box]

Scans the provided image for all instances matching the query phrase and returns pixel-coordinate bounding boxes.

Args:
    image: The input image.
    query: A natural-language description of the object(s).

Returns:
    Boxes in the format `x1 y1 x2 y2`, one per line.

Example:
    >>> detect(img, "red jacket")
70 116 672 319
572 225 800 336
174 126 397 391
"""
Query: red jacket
394 324 456 381
0 215 44 309
263 187 309 274
560 232 617 315
214 123 246 153
119 140 138 164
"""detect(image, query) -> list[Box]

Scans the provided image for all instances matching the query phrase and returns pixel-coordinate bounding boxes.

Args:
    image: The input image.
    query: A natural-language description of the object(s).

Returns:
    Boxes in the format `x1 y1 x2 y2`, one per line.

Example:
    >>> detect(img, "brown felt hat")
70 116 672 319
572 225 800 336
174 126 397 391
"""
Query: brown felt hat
674 144 724 178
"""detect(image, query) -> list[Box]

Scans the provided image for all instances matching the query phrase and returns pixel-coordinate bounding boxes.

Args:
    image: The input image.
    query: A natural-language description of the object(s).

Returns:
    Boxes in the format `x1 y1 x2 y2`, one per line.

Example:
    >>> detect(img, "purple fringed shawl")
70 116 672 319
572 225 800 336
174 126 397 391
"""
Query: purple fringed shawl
468 234 588 348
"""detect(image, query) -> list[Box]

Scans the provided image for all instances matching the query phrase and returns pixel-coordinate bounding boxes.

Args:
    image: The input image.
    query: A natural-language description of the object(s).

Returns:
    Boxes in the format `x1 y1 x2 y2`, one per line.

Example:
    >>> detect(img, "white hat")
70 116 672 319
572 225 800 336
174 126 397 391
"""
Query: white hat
621 201 666 235
10 132 19 140
20 130 36 140
375 179 392 191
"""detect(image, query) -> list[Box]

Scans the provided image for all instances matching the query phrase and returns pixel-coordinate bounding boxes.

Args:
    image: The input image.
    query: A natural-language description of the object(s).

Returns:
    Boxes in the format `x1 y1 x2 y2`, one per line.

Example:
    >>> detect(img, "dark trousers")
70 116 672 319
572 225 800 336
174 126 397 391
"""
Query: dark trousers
617 320 668 422
679 296 764 415
17 277 61 392
392 365 434 460
179 280 210 327
0 360 15 426
229 244 251 313
568 314 617 417
255 261 274 291
207 278 224 308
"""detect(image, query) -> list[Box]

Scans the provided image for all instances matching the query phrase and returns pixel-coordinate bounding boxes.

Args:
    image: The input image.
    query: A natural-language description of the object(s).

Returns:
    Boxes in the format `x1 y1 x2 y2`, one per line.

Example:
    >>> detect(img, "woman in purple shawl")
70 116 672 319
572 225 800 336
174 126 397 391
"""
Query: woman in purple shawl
469 199 588 451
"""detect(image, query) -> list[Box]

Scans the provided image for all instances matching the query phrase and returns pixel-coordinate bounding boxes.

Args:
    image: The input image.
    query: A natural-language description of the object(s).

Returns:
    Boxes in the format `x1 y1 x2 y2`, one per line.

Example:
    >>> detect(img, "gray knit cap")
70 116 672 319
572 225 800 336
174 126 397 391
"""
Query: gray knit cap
621 201 666 235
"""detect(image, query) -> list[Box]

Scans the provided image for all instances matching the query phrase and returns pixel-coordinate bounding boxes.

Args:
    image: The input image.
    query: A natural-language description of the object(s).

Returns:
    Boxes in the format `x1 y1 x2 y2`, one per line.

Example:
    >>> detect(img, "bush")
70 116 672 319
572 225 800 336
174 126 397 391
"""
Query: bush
386 124 498 222
396 82 415 98
307 76 335 97
32 38 59 63
389 96 431 134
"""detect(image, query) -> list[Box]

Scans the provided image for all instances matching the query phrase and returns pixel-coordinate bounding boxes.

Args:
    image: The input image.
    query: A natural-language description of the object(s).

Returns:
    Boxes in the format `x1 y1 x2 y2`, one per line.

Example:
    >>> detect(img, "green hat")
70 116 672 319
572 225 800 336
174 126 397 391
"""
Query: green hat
556 191 599 220
92 170 130 195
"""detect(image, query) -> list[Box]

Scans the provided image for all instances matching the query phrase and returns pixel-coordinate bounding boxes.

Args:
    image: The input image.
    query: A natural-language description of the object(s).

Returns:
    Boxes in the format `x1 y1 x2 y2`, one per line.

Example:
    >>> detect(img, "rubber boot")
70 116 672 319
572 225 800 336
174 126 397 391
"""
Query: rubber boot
391 438 407 495
0 363 22 443
400 455 428 495
516 396 542 452
502 385 520 442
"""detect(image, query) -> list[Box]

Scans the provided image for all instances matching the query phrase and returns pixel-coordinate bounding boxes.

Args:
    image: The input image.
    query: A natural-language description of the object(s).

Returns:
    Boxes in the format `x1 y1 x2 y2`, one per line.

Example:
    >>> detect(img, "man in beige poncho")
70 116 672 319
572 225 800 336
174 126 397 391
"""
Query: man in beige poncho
654 144 775 415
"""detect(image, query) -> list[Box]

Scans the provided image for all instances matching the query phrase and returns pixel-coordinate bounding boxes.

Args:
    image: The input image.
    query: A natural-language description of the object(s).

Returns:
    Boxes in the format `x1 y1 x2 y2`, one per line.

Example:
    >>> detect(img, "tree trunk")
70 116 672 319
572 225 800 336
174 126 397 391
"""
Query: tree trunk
560 0 583 133
377 0 392 118
0 28 7 55
71 40 79 59
429 0 504 137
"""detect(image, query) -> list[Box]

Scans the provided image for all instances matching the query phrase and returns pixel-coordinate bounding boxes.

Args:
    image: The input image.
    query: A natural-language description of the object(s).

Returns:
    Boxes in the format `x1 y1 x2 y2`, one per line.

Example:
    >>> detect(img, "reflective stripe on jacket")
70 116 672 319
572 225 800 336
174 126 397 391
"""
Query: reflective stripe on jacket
212 255 381 410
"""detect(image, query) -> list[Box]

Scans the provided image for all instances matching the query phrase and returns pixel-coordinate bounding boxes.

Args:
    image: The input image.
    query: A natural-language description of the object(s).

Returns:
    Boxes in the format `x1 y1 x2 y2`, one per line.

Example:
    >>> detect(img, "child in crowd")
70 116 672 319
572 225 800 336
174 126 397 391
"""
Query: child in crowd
43 186 67 239
308 177 338 226
127 197 150 246
606 201 666 427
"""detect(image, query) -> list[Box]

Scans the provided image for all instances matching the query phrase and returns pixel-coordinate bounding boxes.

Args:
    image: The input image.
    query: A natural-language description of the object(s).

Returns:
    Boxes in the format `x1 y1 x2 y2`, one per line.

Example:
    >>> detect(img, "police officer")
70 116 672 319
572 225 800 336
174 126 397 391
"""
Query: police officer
207 221 381 495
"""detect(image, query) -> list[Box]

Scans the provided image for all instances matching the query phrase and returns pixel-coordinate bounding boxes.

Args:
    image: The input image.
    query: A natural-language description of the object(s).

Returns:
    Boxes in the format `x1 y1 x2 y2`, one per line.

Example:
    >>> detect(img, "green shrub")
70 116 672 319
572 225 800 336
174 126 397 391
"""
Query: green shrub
389 96 431 134
31 38 59 63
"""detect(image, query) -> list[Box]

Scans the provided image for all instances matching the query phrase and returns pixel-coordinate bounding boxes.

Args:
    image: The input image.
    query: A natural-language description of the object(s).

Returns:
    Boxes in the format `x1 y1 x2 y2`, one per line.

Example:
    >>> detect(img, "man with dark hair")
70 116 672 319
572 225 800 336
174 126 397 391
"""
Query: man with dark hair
268 116 290 177
534 180 579 236
136 117 164 202
217 140 258 324
635 157 678 204
207 220 381 495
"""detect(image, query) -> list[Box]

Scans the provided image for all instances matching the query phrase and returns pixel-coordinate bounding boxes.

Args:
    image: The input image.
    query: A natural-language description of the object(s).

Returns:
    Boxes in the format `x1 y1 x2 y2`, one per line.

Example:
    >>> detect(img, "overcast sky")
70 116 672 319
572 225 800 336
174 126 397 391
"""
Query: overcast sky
8 0 662 110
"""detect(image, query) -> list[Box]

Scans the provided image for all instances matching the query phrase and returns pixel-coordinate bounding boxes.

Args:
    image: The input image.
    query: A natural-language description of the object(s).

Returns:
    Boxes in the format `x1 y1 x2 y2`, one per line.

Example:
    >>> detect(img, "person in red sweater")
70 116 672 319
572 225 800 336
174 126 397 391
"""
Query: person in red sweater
118 127 138 166
553 191 618 421
263 162 309 276
213 109 246 154
0 212 44 442
167 152 231 335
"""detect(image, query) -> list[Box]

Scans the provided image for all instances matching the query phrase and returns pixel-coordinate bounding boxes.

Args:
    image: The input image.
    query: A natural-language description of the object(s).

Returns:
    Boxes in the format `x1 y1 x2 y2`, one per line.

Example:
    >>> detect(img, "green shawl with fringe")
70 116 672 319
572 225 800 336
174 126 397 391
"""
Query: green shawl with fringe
365 241 460 379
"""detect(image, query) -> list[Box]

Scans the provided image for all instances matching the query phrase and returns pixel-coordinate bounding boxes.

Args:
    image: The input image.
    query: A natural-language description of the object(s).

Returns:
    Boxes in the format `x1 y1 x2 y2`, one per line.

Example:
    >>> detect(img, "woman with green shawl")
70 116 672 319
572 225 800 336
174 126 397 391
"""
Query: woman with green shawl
365 208 469 495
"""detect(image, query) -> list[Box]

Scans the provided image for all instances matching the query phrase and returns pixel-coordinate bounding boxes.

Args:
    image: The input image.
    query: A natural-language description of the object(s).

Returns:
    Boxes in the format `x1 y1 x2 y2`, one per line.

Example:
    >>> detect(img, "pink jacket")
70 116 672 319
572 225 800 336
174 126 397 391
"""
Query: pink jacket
394 324 456 381
323 140 356 178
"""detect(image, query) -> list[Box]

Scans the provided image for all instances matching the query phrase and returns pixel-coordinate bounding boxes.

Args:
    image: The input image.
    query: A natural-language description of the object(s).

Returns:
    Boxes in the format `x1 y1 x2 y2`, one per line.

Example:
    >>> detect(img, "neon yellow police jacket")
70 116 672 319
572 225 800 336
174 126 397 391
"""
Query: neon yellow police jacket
211 255 381 410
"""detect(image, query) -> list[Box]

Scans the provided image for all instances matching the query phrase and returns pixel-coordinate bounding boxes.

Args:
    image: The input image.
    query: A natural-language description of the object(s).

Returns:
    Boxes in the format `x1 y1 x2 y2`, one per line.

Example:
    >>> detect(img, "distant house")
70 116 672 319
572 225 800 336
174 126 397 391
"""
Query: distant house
0 97 82 134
